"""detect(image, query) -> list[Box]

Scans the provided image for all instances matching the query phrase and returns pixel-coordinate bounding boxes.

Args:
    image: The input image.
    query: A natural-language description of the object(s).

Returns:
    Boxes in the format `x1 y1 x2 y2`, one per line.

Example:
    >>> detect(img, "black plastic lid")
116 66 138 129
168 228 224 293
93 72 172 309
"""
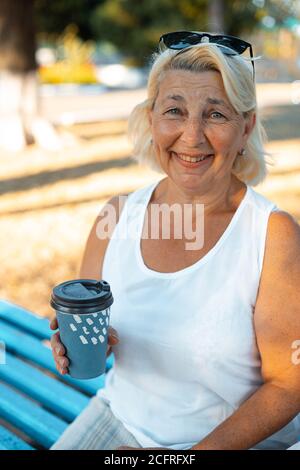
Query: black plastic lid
50 279 113 313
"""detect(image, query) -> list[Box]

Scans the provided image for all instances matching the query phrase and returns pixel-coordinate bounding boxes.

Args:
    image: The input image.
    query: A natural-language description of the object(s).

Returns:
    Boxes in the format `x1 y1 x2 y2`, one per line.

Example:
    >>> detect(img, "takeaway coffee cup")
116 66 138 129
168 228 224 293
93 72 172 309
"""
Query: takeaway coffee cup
50 279 114 379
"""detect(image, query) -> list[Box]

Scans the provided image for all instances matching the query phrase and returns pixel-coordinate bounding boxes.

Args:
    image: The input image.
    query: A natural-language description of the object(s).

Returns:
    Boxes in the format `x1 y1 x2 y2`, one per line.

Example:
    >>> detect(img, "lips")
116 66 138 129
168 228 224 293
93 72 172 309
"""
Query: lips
171 151 214 168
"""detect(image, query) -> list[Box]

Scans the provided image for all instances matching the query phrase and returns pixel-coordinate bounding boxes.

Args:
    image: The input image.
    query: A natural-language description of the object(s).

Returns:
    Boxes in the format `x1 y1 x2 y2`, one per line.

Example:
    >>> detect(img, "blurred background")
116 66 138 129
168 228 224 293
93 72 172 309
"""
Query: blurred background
0 0 299 318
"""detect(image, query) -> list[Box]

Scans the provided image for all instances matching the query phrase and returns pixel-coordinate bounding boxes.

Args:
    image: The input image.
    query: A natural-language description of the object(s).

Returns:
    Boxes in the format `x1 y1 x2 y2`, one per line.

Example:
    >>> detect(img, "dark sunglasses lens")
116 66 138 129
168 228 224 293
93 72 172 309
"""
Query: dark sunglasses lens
162 32 200 49
214 37 248 54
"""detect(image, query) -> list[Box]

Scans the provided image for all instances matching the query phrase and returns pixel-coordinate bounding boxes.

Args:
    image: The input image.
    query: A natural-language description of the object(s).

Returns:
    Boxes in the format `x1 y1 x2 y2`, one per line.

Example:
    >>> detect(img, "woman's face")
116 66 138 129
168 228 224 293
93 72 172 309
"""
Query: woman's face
149 69 254 193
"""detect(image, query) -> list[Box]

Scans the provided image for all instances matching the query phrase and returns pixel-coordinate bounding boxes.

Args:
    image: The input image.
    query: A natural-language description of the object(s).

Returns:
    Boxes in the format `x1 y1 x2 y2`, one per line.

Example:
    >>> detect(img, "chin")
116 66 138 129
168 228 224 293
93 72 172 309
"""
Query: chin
176 174 207 191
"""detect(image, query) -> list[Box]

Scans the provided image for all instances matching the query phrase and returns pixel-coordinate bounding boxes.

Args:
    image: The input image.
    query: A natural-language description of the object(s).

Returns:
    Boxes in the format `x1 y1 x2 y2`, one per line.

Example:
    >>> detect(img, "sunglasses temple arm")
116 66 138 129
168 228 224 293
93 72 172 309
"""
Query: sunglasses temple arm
249 45 255 80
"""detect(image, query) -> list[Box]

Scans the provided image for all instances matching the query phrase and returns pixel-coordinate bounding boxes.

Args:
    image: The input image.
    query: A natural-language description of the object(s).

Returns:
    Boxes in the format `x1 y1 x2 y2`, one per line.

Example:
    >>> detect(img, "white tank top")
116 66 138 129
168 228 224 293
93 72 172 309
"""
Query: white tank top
97 179 300 450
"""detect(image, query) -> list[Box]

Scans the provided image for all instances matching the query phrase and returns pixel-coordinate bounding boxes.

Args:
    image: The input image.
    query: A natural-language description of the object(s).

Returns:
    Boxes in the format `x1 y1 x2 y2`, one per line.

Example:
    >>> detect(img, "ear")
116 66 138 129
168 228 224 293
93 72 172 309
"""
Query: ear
242 111 256 140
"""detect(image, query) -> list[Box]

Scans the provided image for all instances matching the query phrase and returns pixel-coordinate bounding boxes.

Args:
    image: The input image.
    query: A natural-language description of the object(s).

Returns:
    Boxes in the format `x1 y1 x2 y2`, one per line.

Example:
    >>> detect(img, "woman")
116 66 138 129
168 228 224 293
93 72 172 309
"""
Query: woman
50 31 300 450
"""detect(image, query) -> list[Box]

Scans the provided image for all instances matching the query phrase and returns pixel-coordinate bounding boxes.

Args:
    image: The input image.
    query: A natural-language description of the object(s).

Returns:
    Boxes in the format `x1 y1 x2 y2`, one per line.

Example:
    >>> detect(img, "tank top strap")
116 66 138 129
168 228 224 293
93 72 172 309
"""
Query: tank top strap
246 186 280 275
113 180 161 237
126 180 160 206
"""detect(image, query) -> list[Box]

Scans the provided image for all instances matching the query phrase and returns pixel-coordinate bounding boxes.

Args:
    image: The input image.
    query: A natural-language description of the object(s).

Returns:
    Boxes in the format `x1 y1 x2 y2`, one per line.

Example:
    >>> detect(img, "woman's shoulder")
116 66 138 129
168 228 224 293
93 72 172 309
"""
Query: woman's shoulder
246 189 300 272
84 181 158 243
262 209 300 277
267 210 300 250
79 192 131 279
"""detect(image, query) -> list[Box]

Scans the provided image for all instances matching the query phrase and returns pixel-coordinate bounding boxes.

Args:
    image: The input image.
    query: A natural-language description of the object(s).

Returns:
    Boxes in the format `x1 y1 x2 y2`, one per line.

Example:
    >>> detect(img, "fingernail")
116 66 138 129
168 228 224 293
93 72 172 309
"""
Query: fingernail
56 347 62 355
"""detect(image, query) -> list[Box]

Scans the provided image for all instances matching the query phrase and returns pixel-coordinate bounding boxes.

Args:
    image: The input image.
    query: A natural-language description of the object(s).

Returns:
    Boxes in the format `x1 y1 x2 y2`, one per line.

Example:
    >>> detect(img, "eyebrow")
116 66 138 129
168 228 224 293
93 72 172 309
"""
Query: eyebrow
163 95 231 109
164 94 185 102
206 98 230 109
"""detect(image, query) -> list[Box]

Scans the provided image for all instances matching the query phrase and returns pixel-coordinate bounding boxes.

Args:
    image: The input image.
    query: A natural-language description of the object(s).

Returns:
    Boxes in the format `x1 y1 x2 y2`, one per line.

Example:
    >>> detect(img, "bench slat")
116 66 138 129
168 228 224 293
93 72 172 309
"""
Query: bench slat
0 425 34 450
0 300 115 369
0 352 89 421
0 300 51 340
0 382 67 448
0 319 105 395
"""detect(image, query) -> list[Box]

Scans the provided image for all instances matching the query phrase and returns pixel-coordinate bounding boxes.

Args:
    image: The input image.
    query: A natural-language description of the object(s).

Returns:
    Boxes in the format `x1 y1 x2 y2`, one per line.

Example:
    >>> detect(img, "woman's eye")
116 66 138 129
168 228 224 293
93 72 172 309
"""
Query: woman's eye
165 108 181 115
210 111 225 119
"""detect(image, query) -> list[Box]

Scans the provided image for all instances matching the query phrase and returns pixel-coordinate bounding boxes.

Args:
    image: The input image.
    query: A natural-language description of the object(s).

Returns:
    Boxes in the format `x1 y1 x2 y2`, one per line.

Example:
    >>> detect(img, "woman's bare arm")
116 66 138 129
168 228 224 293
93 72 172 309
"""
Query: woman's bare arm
191 210 300 450
50 193 129 374
79 194 128 279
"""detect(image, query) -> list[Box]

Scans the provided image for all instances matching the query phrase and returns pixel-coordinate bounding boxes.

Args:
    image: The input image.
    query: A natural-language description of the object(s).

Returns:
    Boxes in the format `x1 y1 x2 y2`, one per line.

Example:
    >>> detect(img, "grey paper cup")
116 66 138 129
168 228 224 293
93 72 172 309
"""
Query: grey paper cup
50 279 114 379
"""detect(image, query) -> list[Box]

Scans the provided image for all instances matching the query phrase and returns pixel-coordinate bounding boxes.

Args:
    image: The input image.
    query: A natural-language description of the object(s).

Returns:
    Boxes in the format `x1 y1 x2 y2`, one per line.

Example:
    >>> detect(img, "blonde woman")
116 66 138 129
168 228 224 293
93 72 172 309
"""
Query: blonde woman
50 31 300 450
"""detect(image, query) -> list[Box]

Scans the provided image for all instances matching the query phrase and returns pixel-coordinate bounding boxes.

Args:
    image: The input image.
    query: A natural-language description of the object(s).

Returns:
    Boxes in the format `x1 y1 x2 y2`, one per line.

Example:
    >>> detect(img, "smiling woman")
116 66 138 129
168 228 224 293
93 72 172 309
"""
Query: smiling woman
49 32 300 451
128 39 264 186
147 68 254 197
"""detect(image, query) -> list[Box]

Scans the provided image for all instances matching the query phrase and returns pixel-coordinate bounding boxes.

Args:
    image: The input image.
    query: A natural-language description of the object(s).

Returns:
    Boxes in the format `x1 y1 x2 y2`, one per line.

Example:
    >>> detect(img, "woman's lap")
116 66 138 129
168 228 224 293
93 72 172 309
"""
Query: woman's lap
50 396 141 450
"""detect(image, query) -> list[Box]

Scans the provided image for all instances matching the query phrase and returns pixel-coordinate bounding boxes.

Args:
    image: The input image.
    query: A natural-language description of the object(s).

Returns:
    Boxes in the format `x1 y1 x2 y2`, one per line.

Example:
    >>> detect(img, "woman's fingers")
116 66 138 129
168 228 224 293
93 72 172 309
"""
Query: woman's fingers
55 354 69 368
50 331 66 356
49 321 69 374
50 317 58 330
108 326 119 346
51 336 69 374
54 357 69 375
106 327 119 357
55 361 68 375
50 322 118 372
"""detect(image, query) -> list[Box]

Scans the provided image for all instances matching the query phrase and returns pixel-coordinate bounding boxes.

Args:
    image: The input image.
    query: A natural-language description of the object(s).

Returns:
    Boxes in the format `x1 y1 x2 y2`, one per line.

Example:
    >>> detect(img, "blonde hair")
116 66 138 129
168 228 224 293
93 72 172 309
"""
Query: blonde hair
128 43 271 186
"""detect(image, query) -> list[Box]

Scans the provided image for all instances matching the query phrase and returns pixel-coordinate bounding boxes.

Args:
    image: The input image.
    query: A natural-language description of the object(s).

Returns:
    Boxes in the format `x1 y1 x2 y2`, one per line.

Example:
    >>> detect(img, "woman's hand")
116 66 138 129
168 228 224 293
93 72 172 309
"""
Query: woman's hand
49 317 119 375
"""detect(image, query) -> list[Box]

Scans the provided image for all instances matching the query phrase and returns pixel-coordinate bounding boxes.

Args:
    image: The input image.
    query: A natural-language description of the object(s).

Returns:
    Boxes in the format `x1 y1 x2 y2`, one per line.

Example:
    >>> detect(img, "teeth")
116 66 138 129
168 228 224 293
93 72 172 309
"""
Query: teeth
176 153 210 163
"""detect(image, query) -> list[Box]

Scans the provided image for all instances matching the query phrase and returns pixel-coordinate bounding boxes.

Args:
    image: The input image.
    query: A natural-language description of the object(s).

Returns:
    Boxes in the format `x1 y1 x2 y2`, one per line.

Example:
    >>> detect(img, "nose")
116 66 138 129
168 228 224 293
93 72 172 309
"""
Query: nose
180 117 207 146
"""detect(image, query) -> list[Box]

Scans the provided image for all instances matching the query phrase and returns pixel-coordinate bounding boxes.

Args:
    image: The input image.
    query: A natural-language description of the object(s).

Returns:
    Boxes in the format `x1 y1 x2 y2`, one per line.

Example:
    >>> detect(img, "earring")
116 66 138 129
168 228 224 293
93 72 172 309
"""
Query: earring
238 148 246 156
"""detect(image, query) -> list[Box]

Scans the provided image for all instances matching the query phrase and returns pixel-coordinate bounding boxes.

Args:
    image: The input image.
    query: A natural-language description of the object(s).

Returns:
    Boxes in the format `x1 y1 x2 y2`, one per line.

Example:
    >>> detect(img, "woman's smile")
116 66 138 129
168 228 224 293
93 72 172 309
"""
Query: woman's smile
170 151 215 169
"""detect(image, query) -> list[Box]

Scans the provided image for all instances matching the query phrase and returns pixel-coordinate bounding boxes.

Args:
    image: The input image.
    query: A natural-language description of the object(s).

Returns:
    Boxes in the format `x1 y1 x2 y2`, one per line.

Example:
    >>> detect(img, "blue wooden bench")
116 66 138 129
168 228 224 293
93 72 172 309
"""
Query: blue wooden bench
0 299 113 450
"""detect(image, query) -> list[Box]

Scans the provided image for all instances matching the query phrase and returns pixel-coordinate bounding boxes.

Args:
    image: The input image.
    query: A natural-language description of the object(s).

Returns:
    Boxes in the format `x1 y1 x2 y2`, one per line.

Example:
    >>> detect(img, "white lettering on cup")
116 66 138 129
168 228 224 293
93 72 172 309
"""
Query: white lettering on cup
70 323 77 332
80 335 88 345
86 318 94 325
99 335 105 343
91 337 98 345
73 315 82 324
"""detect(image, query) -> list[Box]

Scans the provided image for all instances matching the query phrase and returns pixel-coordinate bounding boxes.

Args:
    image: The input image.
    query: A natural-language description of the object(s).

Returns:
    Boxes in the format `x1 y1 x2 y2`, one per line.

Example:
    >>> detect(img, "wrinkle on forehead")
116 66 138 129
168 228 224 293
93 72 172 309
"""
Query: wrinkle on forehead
155 69 235 112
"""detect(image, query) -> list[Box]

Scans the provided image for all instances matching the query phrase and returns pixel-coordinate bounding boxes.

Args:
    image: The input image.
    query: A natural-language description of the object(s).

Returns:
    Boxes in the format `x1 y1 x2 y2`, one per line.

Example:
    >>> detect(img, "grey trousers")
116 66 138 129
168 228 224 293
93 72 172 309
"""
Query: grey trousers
51 395 142 450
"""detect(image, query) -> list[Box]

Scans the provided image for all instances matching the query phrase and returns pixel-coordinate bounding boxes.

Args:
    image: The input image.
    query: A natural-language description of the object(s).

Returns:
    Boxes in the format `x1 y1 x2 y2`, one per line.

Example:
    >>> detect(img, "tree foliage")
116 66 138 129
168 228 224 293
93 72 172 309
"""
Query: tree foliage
34 0 300 66
89 0 262 65
34 0 101 40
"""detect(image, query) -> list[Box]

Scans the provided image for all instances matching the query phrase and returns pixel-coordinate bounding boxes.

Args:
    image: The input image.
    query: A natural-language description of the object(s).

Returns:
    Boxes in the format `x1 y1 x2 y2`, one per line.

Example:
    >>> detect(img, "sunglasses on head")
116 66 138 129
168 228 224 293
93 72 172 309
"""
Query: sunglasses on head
159 31 255 77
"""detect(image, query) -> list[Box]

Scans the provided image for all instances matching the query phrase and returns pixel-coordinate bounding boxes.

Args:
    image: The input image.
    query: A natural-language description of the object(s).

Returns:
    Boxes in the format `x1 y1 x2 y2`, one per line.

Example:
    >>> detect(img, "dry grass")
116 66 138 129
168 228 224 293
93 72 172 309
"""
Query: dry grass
1 95 300 320
0 121 158 318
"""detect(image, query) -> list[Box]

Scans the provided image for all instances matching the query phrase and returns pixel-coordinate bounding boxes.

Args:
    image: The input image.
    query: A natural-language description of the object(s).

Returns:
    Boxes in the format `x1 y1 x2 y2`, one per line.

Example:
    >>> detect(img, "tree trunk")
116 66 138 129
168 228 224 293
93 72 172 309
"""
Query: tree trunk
0 0 62 152
208 0 225 34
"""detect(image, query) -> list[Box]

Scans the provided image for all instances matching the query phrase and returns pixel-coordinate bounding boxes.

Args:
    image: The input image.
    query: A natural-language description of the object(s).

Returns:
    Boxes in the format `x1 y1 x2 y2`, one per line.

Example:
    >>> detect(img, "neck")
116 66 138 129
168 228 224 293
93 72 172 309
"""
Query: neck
157 175 246 216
